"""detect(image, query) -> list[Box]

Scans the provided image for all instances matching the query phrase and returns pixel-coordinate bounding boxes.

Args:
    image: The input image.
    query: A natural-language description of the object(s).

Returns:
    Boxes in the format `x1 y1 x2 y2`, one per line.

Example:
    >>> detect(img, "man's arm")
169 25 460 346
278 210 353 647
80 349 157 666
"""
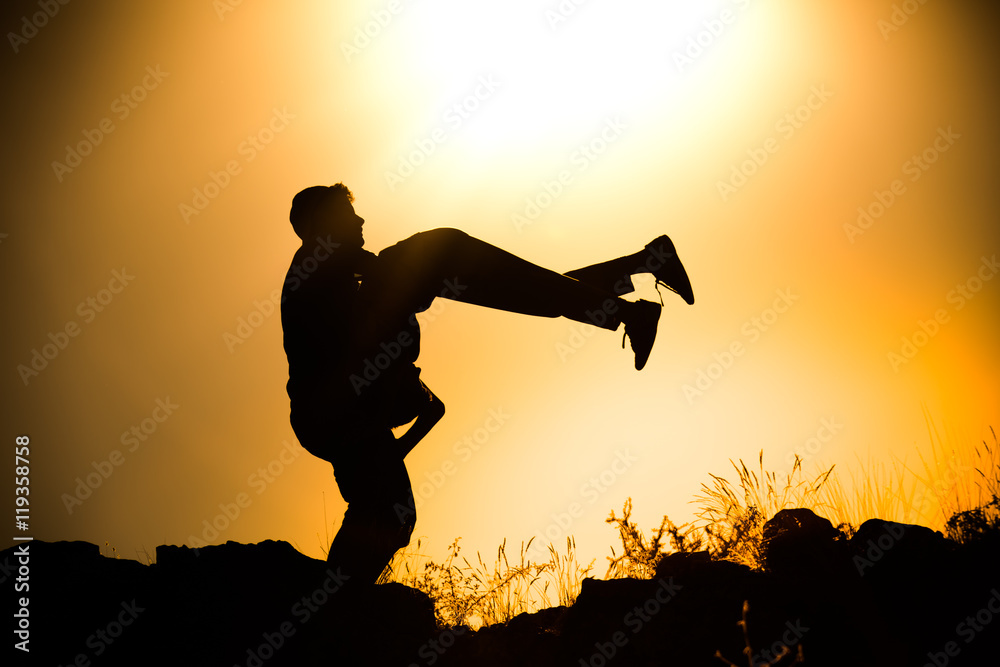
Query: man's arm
395 387 445 458
353 248 380 276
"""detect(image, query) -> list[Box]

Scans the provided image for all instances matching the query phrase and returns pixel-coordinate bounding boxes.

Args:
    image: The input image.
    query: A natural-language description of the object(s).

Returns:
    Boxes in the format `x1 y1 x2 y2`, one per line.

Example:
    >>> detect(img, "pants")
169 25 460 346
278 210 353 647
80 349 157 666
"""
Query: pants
325 428 416 587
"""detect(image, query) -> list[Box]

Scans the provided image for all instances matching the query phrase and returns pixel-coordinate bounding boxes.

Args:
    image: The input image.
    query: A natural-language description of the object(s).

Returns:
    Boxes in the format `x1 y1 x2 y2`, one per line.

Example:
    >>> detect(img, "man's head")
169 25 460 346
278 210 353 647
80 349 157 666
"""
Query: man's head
289 182 364 247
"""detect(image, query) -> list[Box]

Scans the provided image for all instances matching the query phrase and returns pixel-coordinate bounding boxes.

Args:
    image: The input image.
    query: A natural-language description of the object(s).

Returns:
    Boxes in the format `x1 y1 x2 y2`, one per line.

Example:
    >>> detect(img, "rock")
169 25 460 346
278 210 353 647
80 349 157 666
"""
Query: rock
850 518 948 571
440 606 568 667
653 549 712 577
847 519 968 664
559 567 788 667
761 508 841 576
307 582 437 666
4 516 998 667
4 540 152 665
155 538 307 568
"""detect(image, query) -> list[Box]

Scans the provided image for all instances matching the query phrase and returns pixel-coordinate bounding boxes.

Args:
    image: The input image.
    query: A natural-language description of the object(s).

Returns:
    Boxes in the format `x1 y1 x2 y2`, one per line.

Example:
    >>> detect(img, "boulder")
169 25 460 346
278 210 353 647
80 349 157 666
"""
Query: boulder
761 508 842 576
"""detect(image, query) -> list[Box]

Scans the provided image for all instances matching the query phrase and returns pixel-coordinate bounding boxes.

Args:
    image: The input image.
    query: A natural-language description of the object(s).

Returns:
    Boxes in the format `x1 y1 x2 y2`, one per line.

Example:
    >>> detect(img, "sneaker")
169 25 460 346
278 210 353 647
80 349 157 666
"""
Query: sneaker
624 299 661 371
645 235 694 305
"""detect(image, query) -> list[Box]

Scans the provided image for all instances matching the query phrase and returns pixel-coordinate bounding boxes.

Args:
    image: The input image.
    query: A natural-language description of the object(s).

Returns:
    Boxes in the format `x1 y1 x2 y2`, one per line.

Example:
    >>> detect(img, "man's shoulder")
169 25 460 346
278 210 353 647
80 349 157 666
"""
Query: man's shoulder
283 245 363 292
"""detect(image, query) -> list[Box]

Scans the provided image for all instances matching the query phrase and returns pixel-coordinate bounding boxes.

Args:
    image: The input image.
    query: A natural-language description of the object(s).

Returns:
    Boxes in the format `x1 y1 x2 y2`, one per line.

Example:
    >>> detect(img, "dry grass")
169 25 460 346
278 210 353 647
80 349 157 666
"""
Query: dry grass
367 417 1000 626
380 535 593 628
547 536 595 608
692 452 835 568
605 497 674 579
816 413 999 533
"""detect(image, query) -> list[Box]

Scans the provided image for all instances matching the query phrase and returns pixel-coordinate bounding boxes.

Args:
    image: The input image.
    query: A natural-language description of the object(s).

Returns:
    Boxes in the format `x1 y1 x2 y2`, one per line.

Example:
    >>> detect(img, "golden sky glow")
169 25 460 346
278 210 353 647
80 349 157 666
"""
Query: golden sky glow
2 1 998 569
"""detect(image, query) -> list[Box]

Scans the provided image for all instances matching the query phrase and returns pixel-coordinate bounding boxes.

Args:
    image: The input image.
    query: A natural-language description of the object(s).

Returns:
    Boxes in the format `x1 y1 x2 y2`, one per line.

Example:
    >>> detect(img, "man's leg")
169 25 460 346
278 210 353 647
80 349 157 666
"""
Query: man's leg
326 429 416 587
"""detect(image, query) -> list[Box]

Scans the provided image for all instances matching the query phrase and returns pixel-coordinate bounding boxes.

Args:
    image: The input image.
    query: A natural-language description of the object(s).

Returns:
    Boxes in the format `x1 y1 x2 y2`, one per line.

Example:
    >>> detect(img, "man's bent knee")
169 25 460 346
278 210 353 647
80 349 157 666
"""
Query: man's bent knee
422 227 469 243
390 228 470 257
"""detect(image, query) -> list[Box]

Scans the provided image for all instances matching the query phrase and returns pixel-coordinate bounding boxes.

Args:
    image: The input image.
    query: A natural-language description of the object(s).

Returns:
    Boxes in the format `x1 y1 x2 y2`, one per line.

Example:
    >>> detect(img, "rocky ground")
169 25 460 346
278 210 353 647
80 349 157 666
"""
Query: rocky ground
5 509 999 666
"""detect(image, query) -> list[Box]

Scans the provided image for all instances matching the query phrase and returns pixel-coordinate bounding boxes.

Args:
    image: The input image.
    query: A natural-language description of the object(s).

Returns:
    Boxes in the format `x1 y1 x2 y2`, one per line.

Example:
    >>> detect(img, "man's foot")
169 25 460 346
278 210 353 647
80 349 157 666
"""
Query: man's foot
624 300 661 371
645 235 694 305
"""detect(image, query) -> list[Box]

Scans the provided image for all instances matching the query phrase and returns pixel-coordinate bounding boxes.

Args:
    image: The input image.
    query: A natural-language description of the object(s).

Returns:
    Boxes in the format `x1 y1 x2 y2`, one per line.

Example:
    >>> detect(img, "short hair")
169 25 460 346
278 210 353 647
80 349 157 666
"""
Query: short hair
289 182 354 239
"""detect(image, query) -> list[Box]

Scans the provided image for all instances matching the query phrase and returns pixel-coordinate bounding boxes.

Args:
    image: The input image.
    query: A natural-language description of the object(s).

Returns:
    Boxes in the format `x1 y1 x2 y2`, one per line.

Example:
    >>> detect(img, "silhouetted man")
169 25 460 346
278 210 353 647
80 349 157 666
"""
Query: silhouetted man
281 182 693 587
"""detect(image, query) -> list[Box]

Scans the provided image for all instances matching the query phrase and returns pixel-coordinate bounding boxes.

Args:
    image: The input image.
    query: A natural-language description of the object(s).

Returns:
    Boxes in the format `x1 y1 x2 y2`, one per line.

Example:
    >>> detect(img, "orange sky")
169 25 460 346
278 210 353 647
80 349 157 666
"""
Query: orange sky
2 0 998 570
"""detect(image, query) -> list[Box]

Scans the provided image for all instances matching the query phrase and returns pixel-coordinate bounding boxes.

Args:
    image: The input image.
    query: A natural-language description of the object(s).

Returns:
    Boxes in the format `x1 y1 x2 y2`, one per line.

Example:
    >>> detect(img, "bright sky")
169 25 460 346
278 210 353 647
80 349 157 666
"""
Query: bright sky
3 1 998 571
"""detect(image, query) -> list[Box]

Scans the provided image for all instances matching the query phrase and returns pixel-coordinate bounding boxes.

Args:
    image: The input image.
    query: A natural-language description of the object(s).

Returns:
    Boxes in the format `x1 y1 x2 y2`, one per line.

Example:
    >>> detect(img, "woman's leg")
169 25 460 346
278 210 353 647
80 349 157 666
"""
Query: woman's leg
563 255 642 296
354 228 662 370
564 235 695 305
370 228 640 331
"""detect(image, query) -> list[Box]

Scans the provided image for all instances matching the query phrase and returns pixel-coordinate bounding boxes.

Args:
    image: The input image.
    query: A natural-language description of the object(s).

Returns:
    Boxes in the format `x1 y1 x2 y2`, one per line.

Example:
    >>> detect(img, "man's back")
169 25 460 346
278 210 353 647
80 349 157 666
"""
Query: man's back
281 244 361 432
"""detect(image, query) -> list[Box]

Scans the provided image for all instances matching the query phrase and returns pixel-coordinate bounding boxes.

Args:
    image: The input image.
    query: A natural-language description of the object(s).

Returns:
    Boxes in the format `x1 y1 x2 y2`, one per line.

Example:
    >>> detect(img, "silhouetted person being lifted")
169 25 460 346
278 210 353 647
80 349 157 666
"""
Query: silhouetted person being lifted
281 183 693 587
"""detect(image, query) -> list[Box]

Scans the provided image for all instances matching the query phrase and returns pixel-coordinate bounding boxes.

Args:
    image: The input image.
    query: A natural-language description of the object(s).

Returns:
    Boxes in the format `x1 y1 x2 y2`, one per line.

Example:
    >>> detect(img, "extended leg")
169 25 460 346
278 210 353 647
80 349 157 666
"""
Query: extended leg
565 235 695 304
355 228 663 370
366 228 637 330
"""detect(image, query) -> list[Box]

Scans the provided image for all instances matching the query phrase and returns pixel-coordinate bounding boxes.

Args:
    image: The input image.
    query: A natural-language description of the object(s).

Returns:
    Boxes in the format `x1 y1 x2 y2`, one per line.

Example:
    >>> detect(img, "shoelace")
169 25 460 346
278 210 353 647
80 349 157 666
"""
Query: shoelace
653 280 670 306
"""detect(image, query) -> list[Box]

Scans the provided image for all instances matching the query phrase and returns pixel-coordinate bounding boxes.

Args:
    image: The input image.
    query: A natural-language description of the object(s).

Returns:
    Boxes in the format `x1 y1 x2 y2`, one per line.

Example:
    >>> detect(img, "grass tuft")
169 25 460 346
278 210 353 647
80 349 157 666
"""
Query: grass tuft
380 537 578 628
367 419 1000 627
604 497 674 579
692 452 834 568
